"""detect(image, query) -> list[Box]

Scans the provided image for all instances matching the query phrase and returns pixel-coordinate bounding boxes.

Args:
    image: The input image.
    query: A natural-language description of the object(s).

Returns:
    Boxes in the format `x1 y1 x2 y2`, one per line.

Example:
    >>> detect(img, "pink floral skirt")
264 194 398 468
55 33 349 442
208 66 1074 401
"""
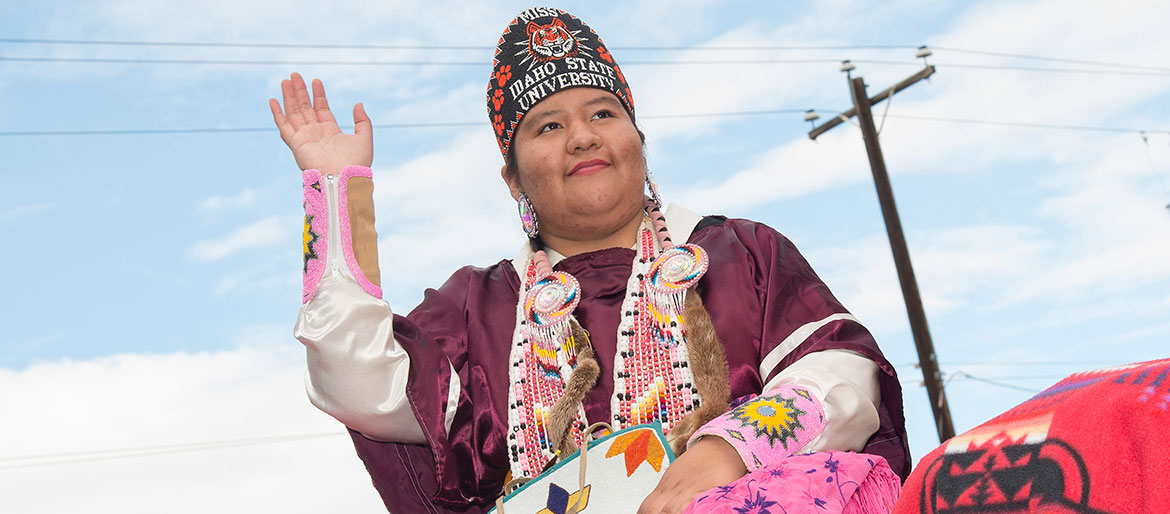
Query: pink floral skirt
684 451 901 514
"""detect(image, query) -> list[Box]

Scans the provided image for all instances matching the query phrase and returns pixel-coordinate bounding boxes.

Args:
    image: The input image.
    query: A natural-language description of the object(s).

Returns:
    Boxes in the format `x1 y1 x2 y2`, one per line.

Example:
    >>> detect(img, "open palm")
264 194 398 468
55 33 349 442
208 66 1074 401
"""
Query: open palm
269 72 373 175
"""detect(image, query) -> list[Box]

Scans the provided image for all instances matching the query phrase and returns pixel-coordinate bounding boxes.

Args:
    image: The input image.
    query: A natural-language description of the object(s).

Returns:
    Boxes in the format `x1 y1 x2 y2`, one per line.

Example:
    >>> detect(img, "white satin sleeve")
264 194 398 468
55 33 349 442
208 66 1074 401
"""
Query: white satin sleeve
762 349 881 452
295 168 459 443
295 279 434 443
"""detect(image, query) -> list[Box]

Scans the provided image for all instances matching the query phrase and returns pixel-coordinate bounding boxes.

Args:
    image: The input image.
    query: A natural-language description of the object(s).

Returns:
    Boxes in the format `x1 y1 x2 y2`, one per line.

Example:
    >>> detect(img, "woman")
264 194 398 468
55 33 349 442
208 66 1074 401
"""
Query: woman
271 8 909 513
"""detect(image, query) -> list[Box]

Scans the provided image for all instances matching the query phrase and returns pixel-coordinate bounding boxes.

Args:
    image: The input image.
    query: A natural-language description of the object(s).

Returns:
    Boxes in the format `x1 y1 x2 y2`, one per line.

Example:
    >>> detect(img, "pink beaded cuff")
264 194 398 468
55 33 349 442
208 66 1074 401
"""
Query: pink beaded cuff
338 165 382 299
301 169 328 304
687 384 826 470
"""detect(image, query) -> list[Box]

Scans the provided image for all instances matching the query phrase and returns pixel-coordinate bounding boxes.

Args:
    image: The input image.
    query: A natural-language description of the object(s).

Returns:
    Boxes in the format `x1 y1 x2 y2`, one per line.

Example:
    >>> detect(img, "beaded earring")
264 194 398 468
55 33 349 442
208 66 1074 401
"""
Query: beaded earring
517 192 539 239
645 170 664 212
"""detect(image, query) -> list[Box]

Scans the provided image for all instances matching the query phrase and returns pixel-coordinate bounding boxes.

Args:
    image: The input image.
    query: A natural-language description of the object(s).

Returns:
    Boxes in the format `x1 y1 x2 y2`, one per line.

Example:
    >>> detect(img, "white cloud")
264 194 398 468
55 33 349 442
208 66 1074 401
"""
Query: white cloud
371 80 488 130
370 130 524 306
212 261 297 297
5 0 505 85
810 223 1048 333
0 330 386 513
0 201 57 223
190 215 290 261
0 331 67 357
671 130 871 213
197 188 257 212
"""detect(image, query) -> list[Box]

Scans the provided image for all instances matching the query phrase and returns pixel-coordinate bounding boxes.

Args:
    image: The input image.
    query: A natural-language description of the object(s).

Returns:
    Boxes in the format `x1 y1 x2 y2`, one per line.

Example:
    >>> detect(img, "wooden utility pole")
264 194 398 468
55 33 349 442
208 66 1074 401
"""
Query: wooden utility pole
809 65 956 442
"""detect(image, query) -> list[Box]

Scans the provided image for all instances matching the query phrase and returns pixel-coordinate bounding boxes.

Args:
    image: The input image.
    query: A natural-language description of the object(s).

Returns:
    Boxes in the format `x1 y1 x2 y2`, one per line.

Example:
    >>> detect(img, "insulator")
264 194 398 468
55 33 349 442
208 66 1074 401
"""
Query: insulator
839 59 855 72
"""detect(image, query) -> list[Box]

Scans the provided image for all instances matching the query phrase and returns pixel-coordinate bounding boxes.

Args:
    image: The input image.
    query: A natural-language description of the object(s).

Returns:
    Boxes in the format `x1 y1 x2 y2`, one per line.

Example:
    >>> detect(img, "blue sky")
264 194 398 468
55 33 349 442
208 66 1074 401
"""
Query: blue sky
2 0 1169 511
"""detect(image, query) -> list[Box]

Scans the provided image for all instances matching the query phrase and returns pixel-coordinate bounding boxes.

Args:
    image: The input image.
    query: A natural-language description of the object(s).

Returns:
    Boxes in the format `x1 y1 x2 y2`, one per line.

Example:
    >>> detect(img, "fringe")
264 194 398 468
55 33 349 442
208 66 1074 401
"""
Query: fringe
842 460 902 514
666 290 730 456
547 320 600 457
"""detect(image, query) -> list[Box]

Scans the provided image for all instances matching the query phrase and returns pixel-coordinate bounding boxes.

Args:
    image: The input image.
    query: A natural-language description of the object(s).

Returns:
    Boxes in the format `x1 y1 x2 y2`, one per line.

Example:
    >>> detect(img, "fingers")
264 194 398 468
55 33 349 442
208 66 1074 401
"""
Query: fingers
291 73 316 123
353 102 372 140
637 498 655 514
638 495 686 514
637 488 665 514
638 465 671 513
662 494 692 514
311 79 337 125
280 76 306 129
268 98 294 142
638 461 706 514
278 72 330 130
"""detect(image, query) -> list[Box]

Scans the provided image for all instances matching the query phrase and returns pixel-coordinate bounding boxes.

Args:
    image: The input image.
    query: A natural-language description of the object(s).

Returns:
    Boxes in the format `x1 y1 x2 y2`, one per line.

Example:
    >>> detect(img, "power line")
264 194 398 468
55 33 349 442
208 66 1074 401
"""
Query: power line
619 44 916 51
959 374 1086 380
0 37 486 51
0 432 343 462
0 55 855 66
0 432 346 471
937 62 1170 77
616 59 847 65
904 372 1048 393
883 113 1170 135
0 121 483 136
0 108 813 137
5 55 1170 77
5 38 1165 73
932 46 1170 73
638 108 810 119
898 360 1132 367
0 56 485 66
7 37 1167 75
1140 131 1170 198
624 45 1170 74
4 110 1166 137
900 376 1047 391
0 37 917 52
852 59 1170 77
948 371 1042 394
908 372 1082 382
1 110 1165 138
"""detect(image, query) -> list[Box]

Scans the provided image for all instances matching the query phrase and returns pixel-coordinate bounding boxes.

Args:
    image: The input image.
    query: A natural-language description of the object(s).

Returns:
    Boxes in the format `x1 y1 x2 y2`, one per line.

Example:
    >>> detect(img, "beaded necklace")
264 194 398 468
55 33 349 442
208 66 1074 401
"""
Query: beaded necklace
505 202 710 479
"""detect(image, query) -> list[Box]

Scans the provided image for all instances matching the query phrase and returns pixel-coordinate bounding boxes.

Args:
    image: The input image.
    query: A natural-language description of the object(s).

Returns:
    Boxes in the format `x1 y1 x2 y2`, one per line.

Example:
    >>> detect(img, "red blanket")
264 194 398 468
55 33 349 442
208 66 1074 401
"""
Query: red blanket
894 358 1170 514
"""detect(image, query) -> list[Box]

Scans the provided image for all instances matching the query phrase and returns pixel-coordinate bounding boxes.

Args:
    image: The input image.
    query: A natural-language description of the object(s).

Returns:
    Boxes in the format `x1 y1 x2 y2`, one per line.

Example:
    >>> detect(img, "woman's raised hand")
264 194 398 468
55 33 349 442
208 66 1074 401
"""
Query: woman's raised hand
269 73 373 175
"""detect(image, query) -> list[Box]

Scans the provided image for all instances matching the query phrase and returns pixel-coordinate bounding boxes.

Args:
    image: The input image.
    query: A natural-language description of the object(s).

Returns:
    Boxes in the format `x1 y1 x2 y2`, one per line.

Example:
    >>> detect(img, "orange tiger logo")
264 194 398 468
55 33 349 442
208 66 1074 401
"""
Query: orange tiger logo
527 18 577 61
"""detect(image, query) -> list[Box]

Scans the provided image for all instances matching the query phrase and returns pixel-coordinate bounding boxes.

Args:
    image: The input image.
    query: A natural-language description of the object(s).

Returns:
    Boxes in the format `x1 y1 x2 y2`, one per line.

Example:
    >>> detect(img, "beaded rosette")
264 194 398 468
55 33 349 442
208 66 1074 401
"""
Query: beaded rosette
646 244 708 344
524 271 583 378
507 259 591 476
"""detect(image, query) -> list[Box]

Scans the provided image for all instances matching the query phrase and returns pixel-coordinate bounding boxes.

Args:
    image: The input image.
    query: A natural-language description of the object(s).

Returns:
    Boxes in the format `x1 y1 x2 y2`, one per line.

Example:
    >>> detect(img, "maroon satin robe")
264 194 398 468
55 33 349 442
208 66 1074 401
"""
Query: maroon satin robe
348 217 910 513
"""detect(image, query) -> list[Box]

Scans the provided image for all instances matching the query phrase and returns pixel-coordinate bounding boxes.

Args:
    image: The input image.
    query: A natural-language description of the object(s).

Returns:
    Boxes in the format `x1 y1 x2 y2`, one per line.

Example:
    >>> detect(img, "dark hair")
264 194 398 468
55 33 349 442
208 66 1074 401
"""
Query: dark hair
505 128 647 180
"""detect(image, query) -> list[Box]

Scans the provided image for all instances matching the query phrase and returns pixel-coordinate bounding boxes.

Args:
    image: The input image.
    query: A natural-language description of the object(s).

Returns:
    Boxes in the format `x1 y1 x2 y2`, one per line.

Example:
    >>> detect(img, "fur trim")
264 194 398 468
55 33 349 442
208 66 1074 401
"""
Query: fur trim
548 320 600 457
667 289 730 456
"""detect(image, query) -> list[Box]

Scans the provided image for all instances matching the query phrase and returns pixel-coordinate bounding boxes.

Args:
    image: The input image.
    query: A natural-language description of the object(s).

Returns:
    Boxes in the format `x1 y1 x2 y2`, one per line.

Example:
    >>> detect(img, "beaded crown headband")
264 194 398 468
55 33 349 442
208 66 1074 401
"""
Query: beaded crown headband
487 7 636 160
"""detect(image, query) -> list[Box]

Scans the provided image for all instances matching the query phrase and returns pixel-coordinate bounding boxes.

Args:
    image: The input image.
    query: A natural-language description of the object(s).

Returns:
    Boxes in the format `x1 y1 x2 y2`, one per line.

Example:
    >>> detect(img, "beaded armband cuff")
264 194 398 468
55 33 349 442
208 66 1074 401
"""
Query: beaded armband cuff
302 170 329 304
300 166 382 304
687 384 826 470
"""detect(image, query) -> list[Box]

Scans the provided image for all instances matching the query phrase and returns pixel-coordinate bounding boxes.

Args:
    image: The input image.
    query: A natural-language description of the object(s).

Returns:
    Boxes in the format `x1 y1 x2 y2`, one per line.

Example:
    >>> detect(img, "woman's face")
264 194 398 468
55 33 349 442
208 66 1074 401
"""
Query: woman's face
503 87 646 243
